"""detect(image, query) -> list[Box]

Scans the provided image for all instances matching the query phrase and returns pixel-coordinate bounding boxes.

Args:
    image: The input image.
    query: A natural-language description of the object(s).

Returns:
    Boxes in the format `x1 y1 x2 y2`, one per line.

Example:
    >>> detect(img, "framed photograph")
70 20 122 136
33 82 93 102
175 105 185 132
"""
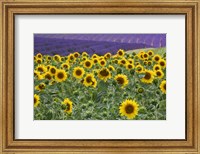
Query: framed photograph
0 0 199 153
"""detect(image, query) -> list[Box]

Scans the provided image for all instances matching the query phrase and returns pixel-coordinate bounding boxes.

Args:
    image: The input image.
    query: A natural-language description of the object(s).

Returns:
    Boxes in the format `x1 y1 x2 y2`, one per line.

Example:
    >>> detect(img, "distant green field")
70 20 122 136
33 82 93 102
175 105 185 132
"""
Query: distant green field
126 47 166 57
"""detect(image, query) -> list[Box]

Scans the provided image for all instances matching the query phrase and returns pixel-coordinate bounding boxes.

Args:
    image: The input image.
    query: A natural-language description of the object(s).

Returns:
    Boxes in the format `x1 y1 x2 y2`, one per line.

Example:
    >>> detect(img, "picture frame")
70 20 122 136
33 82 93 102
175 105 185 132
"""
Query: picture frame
0 0 199 153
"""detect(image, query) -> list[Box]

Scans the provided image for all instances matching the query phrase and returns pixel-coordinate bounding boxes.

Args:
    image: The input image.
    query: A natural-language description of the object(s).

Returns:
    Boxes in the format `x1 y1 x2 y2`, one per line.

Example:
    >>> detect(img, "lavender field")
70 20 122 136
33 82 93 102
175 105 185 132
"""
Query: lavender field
34 34 166 56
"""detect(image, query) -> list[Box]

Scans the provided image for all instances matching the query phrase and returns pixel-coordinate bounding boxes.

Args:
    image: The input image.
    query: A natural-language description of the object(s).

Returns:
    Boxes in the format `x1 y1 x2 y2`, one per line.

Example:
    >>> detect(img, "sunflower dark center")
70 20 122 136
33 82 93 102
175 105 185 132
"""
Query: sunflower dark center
144 72 151 80
116 77 124 85
155 56 160 61
137 67 142 71
155 66 159 70
50 68 56 74
164 84 166 90
86 76 92 83
66 103 70 111
121 60 126 64
76 69 82 76
94 59 98 63
34 97 37 104
144 54 148 58
128 65 132 69
38 67 44 72
100 69 109 77
125 105 134 114
39 84 45 89
48 57 51 60
149 52 152 55
70 56 74 60
57 72 64 79
160 62 165 66
119 51 123 55
38 55 42 58
101 61 105 65
156 71 161 76
63 65 68 68
45 74 51 80
37 59 42 63
85 61 91 67
74 53 78 57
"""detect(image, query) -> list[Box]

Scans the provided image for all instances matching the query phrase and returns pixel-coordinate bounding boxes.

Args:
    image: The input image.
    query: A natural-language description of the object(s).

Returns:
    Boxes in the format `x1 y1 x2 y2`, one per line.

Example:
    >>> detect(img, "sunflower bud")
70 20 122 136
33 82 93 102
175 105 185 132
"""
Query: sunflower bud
117 68 122 74
138 87 144 93
130 69 135 75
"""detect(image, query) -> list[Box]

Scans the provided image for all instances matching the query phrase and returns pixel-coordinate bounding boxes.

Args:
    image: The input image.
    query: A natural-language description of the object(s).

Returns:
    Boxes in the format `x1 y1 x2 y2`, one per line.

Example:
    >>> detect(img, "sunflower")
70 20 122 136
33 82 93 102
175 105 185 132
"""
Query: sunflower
46 55 52 61
99 59 107 67
153 54 161 63
128 58 134 64
143 53 149 59
36 58 42 64
36 64 47 73
83 73 95 87
36 53 42 59
160 80 166 94
104 53 112 59
55 69 67 82
135 65 144 73
108 65 115 71
114 74 129 87
73 67 85 79
62 98 73 114
117 49 125 57
119 58 127 66
68 54 75 62
159 59 166 69
34 71 44 80
84 60 93 69
153 64 161 71
34 94 40 107
147 50 154 56
82 52 88 57
43 72 52 80
35 83 46 91
49 66 57 75
73 52 80 58
53 54 61 62
92 54 98 59
126 63 134 70
119 99 139 119
98 68 111 81
141 70 155 84
61 63 70 70
91 78 97 88
147 60 152 66
155 70 164 79
92 58 99 64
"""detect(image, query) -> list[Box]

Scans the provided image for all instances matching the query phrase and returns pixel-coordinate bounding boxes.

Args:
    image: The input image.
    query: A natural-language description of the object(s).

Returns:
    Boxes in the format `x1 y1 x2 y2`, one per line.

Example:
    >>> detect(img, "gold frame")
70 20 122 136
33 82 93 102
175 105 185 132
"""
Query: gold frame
0 0 199 153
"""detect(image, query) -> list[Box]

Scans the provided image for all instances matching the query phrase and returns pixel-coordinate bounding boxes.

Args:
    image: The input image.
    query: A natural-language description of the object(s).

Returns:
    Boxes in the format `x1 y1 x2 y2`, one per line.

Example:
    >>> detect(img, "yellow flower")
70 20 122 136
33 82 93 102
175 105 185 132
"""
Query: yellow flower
160 80 166 94
104 52 112 59
117 49 125 57
55 69 67 82
43 72 52 80
153 54 161 63
82 52 88 57
36 64 47 73
49 66 57 76
135 65 144 73
68 54 75 62
108 65 115 72
61 63 70 70
46 55 52 61
35 83 46 91
84 60 93 69
159 59 166 69
34 94 40 107
119 58 127 66
147 50 154 56
153 64 161 71
92 54 98 59
155 70 164 79
36 53 43 59
83 73 96 87
128 58 134 64
114 74 129 87
119 99 139 119
98 68 111 81
99 59 107 67
36 58 43 64
141 70 155 84
62 98 73 114
53 54 61 62
92 58 99 64
73 67 85 79
143 53 149 59
126 63 134 70
73 52 80 58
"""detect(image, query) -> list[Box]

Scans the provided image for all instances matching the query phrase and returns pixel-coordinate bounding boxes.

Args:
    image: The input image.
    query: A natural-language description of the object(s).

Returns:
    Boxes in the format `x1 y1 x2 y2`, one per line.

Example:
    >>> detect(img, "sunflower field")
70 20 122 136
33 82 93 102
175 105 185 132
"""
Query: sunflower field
34 48 166 120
